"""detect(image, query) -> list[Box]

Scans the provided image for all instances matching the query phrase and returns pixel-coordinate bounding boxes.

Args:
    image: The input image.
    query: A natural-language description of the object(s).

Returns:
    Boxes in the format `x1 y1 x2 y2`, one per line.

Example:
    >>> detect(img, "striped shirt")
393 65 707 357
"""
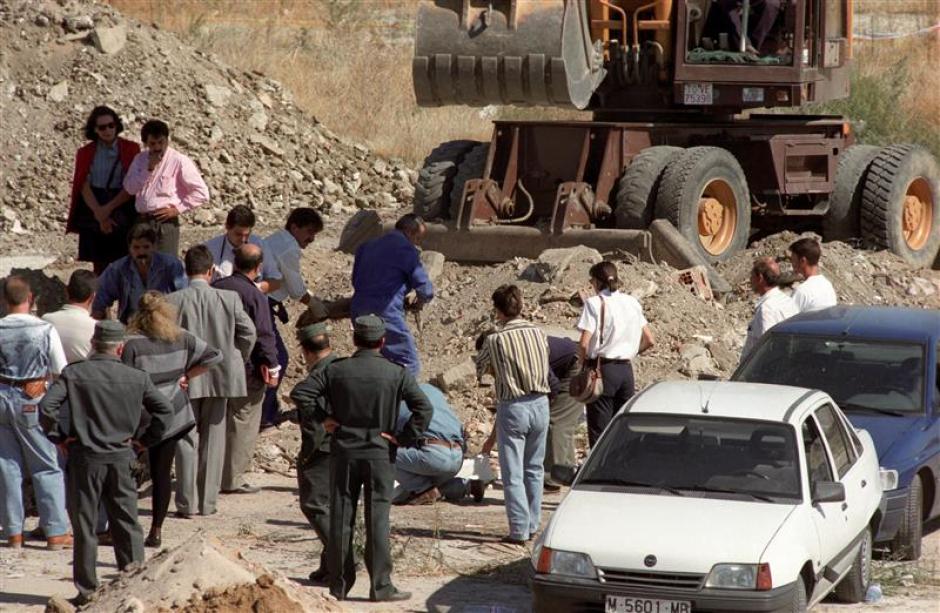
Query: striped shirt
122 331 223 439
476 318 551 401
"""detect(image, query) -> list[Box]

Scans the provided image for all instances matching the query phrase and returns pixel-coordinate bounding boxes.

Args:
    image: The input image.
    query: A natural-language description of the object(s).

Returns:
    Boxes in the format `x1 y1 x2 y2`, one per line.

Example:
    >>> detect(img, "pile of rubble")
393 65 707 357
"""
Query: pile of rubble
46 535 342 612
0 0 414 244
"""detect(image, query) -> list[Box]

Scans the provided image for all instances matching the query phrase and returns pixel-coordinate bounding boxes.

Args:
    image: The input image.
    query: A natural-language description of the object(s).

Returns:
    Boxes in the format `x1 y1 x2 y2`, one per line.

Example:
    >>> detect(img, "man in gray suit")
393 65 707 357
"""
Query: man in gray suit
168 245 256 516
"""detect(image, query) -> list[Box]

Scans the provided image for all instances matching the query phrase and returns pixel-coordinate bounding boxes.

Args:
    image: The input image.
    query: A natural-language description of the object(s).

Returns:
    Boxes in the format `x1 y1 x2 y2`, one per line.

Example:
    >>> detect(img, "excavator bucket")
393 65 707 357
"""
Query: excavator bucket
413 0 605 110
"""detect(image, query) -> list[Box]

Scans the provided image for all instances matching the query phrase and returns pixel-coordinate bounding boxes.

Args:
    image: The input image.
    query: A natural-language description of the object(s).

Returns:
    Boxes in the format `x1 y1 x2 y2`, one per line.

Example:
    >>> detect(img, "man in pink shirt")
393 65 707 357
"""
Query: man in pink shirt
123 120 209 256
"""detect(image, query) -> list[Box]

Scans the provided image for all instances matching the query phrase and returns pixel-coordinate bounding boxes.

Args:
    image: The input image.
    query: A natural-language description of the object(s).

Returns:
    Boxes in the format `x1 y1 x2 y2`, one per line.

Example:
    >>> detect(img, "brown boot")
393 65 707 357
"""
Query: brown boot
6 534 24 549
46 533 73 550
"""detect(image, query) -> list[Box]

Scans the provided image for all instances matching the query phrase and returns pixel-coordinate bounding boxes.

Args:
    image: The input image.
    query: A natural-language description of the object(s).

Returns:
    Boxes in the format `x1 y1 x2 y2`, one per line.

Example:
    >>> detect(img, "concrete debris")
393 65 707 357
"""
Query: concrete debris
525 246 602 283
421 250 446 284
91 24 126 54
907 277 937 297
434 360 478 392
47 80 68 102
203 83 232 106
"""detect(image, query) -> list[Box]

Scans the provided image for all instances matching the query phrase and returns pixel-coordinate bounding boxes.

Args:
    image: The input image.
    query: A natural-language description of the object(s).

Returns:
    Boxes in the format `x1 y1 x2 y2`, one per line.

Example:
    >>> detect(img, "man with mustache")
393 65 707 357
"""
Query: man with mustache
123 119 209 257
91 223 187 323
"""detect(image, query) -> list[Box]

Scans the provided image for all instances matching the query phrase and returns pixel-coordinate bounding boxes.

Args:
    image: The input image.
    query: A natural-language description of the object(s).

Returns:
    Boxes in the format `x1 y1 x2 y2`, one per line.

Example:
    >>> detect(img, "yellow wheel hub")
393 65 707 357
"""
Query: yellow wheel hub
696 179 738 256
902 177 933 251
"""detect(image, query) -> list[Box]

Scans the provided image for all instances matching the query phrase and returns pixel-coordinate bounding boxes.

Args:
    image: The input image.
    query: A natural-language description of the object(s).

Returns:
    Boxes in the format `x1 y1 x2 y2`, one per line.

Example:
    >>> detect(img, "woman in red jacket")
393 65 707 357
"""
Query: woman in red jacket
67 106 140 275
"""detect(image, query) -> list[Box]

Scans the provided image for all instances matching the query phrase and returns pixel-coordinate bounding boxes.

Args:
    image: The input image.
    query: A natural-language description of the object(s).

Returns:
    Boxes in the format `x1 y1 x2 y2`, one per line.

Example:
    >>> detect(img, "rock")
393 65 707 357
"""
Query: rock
64 15 94 32
678 343 719 378
203 84 232 107
47 80 69 103
248 109 268 131
34 14 50 27
44 595 75 613
433 360 477 392
907 277 936 297
248 134 283 156
92 24 127 54
338 210 383 254
420 251 446 283
527 246 603 283
630 280 659 300
118 597 145 613
192 208 216 227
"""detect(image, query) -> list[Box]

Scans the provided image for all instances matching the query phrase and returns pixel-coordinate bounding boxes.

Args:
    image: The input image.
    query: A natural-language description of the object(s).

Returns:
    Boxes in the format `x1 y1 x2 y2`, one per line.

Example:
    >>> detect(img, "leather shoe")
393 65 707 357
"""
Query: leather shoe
543 479 562 492
308 566 329 584
500 535 527 546
69 593 92 607
222 483 261 494
371 588 411 602
174 511 192 519
96 531 112 547
46 533 73 550
144 533 161 548
469 480 486 503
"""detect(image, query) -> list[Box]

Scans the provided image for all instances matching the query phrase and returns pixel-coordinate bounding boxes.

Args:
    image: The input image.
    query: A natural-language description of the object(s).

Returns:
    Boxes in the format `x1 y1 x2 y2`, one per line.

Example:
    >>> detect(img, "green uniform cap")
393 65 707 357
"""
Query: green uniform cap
93 320 125 343
297 321 331 343
353 315 386 342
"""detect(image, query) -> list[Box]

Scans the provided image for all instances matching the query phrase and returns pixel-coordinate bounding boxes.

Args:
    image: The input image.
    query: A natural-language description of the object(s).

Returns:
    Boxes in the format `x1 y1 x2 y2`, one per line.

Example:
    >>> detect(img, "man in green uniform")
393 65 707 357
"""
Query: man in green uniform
290 315 433 602
39 321 173 606
291 321 336 584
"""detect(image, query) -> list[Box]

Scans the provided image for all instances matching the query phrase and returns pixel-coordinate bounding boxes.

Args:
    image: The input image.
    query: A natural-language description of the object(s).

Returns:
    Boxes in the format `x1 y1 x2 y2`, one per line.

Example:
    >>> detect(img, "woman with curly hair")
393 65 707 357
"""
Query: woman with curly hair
66 106 140 275
123 291 222 546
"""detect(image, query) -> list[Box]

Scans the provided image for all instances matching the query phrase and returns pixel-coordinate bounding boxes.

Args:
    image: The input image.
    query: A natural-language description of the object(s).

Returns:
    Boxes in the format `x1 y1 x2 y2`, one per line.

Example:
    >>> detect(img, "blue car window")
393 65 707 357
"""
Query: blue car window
735 334 926 414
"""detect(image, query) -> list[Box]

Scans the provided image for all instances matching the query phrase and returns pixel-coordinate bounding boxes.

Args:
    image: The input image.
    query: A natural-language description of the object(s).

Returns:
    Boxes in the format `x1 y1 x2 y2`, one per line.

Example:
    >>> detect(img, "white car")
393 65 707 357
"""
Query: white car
532 381 893 612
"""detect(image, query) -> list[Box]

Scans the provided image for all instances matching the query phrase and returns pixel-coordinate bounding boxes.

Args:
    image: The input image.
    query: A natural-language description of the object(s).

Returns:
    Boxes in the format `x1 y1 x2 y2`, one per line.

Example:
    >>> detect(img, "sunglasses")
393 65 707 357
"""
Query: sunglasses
95 122 116 131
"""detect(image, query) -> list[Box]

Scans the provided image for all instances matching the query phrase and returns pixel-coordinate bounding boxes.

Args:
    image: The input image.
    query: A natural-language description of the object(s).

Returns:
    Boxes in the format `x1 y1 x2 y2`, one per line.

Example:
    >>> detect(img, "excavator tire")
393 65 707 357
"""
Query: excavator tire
823 145 879 242
414 140 482 220
861 144 940 268
655 147 751 263
615 146 683 229
449 143 490 214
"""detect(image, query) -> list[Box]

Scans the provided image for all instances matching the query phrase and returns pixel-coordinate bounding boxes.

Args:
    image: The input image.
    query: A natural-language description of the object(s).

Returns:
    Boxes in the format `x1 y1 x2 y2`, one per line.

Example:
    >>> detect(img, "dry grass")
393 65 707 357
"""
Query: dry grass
109 0 937 163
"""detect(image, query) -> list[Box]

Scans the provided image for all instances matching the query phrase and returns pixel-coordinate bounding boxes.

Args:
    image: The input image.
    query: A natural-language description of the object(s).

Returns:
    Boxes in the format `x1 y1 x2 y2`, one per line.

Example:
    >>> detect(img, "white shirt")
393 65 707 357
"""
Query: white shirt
265 229 306 303
5 313 68 375
741 287 799 361
203 234 282 283
792 274 837 313
576 290 648 360
42 304 96 364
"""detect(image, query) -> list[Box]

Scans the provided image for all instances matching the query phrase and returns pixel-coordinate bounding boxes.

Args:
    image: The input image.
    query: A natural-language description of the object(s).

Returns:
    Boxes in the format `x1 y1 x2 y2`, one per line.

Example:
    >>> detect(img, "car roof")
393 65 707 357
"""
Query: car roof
769 305 940 344
627 380 821 424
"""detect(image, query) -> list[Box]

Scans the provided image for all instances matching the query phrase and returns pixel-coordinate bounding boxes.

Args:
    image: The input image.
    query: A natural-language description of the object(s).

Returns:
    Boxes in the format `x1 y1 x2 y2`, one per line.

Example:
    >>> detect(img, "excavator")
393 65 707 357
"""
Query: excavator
406 0 939 268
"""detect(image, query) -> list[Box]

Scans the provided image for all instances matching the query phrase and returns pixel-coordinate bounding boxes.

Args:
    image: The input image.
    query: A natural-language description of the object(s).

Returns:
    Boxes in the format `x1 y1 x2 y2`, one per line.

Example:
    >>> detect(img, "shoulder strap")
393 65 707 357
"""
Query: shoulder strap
594 296 606 369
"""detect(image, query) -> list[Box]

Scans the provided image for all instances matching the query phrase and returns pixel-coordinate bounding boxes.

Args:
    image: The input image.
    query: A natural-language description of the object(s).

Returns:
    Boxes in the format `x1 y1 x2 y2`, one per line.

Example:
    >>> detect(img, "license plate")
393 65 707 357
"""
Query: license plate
683 83 713 105
606 596 691 613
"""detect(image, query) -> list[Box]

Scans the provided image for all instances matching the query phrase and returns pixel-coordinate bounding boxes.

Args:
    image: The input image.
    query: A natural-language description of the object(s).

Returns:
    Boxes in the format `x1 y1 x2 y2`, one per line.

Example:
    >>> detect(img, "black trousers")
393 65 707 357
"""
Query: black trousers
298 450 331 571
148 427 192 530
586 361 636 448
328 454 395 600
67 451 144 597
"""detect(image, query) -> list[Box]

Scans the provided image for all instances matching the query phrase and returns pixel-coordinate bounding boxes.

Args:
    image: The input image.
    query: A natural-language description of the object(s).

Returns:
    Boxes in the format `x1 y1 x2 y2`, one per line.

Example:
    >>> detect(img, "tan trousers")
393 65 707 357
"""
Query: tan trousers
221 385 265 491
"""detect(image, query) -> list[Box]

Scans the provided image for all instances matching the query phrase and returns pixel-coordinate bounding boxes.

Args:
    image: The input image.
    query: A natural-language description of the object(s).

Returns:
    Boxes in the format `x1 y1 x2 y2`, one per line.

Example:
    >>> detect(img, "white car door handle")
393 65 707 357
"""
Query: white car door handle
841 502 848 511
861 479 867 488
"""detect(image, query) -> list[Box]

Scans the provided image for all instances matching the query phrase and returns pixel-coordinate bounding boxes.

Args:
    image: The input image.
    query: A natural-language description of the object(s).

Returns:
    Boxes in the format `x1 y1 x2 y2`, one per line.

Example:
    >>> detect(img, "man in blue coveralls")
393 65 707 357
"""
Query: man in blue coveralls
351 214 434 376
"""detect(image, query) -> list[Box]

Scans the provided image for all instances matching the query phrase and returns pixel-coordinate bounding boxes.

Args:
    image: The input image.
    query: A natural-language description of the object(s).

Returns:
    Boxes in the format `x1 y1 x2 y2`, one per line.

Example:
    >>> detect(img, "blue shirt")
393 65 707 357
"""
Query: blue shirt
89 141 123 189
93 253 188 323
351 231 434 322
396 383 463 443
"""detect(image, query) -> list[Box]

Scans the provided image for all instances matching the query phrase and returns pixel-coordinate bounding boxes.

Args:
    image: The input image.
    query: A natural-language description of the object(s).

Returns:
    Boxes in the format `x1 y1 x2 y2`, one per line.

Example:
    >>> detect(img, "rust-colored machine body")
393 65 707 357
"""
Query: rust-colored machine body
411 0 940 267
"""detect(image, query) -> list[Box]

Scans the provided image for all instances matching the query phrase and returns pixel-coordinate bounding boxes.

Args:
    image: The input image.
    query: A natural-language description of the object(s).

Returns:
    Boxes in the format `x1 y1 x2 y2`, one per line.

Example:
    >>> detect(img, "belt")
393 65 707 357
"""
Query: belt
599 357 631 364
137 212 180 225
422 438 462 450
0 376 43 389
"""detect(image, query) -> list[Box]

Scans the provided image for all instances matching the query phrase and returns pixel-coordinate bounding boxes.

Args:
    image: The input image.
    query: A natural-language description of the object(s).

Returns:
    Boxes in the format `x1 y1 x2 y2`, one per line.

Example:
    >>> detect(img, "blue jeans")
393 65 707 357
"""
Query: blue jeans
394 444 464 502
496 393 549 540
0 386 69 537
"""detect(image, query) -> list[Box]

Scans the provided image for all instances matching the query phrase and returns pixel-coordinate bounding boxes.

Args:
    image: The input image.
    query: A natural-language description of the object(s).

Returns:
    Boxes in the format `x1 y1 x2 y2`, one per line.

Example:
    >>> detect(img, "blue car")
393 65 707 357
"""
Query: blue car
733 306 940 560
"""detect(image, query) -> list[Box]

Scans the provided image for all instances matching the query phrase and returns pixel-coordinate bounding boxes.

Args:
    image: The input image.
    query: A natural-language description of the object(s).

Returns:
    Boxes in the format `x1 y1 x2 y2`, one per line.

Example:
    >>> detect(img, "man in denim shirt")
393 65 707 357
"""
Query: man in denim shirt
91 223 187 323
0 276 71 549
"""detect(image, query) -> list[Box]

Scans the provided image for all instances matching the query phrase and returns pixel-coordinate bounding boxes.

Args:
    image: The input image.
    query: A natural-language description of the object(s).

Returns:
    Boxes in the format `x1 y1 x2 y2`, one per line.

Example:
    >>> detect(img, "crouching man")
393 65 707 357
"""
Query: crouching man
392 383 478 505
39 321 173 607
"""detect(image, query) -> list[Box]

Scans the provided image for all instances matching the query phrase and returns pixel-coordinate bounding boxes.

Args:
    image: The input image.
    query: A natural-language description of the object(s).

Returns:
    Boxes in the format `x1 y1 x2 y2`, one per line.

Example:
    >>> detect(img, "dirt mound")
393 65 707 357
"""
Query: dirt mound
71 534 340 612
0 0 412 245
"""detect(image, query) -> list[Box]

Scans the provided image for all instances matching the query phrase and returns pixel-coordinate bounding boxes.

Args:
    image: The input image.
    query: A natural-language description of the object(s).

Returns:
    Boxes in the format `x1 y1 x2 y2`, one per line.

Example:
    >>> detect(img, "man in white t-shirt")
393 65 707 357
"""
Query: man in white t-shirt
42 270 98 363
741 257 799 362
789 237 837 313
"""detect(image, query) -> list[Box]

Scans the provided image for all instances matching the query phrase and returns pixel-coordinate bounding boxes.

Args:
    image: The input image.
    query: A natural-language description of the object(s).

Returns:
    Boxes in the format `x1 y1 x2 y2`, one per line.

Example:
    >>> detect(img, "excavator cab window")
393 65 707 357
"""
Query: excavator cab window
686 0 794 65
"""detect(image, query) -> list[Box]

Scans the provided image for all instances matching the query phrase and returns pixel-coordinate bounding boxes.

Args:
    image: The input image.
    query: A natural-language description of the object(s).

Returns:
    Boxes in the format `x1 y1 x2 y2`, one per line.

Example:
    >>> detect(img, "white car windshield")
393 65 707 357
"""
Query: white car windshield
578 415 802 502
736 335 925 415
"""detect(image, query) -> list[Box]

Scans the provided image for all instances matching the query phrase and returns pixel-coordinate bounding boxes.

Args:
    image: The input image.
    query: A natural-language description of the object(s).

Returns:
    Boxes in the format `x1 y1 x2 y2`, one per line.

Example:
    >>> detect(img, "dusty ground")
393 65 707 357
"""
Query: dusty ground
0 469 937 612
